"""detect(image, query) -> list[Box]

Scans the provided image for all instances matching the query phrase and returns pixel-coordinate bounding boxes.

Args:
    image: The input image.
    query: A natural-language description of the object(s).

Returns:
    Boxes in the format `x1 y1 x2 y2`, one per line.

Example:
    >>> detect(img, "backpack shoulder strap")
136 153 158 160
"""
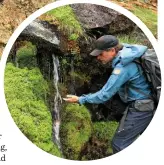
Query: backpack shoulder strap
124 80 154 101
129 86 154 100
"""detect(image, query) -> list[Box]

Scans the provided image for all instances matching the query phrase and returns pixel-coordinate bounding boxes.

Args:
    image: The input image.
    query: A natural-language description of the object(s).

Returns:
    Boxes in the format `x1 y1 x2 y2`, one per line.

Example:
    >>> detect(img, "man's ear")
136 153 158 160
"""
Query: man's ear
111 48 116 52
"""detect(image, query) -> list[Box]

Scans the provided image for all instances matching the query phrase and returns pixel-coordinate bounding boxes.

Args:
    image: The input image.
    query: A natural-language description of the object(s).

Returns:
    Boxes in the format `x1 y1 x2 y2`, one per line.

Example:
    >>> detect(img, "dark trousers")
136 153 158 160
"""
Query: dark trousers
112 100 154 153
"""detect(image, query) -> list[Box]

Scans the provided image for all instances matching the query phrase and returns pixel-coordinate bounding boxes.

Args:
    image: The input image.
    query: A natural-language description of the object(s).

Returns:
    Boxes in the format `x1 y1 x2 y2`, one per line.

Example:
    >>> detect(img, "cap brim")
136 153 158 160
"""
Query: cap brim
90 49 103 56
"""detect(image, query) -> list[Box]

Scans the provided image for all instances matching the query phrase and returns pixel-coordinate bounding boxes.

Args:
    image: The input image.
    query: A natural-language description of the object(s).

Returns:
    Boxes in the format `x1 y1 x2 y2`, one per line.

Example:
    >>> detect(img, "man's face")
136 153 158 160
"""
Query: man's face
96 48 116 64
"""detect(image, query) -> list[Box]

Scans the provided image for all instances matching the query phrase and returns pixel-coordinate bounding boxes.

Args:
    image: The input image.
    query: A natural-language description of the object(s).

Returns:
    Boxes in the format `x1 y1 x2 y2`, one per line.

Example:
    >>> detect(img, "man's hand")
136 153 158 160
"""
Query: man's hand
63 95 79 103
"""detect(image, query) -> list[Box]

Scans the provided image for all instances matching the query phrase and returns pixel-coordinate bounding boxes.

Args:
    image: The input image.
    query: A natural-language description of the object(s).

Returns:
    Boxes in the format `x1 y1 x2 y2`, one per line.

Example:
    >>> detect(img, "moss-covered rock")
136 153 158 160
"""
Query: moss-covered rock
60 103 92 160
93 121 118 154
4 63 61 157
80 121 118 160
46 5 83 37
16 42 37 69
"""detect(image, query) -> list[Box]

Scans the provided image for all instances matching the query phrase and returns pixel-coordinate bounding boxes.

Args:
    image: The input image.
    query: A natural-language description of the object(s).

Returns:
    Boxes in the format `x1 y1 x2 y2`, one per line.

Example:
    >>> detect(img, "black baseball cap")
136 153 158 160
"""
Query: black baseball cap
90 35 119 56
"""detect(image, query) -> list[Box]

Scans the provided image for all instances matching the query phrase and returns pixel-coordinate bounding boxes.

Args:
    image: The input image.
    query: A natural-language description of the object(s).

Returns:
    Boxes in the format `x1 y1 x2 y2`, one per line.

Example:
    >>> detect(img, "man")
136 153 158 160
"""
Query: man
64 35 155 153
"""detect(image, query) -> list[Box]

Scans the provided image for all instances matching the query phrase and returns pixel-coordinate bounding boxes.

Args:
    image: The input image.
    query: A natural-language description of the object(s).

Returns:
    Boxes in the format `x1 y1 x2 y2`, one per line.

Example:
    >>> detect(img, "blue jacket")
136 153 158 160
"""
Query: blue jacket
79 44 151 104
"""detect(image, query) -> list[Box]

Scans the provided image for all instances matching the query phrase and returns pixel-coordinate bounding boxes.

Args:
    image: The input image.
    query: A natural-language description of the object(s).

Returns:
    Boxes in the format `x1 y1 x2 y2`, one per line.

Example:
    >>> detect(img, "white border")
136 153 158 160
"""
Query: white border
0 0 163 164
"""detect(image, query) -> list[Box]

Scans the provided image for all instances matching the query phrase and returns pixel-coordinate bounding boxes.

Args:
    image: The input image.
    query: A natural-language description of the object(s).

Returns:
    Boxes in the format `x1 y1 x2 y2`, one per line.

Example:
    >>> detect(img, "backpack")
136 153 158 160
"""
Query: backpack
133 49 161 104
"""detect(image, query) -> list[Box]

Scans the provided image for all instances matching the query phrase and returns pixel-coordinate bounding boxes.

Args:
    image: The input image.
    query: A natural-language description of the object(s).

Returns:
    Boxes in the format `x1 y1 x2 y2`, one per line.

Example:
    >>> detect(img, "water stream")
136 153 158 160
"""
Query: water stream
52 54 62 150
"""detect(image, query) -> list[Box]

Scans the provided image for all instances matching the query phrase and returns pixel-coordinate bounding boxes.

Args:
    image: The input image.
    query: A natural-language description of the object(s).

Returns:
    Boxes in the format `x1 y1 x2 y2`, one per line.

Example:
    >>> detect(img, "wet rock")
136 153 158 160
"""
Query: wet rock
21 19 61 51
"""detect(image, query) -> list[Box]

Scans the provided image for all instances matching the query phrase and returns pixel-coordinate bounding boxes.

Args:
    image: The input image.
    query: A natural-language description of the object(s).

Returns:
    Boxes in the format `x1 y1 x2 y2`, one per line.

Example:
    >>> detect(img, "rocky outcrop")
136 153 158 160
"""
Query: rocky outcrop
21 19 61 51
0 1 157 56
71 4 135 33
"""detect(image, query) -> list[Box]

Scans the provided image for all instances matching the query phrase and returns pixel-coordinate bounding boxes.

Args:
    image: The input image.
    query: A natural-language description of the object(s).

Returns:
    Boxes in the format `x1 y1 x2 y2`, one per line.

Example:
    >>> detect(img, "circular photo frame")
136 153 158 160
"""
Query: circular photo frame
0 0 161 164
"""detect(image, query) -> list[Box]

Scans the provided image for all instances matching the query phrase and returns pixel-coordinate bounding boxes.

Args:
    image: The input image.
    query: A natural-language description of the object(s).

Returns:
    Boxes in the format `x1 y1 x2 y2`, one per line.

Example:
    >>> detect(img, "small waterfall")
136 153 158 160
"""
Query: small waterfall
52 54 62 149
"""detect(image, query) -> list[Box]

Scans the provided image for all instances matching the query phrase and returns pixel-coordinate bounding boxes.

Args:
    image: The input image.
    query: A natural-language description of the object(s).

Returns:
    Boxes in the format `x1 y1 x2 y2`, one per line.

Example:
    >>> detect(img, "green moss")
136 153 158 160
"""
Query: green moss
60 103 92 160
79 121 118 160
16 42 37 69
4 63 61 157
47 5 83 38
69 33 80 41
93 121 118 154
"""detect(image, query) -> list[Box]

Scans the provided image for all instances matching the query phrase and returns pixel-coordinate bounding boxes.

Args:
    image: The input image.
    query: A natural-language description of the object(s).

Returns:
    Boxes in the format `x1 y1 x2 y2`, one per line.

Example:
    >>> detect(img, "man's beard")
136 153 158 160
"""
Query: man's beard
102 61 109 64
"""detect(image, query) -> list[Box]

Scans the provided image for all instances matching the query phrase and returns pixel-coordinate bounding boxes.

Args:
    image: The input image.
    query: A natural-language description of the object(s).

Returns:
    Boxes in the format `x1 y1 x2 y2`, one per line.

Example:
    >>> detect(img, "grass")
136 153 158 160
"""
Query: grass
116 33 153 48
46 5 84 38
116 34 142 44
117 34 143 44
132 6 157 36
111 1 157 36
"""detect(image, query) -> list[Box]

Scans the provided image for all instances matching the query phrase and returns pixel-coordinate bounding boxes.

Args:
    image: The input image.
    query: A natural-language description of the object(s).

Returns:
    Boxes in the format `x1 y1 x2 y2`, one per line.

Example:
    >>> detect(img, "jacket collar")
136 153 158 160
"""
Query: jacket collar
112 43 148 68
112 52 121 68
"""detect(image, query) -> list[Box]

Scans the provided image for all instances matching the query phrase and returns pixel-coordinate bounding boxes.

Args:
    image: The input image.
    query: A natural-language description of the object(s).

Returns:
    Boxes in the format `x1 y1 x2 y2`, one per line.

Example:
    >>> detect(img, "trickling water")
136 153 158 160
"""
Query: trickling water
52 54 62 149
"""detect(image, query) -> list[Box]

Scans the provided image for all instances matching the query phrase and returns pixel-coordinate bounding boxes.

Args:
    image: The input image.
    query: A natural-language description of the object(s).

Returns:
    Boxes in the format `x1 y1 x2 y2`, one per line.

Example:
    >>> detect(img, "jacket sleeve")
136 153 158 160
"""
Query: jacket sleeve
78 65 131 104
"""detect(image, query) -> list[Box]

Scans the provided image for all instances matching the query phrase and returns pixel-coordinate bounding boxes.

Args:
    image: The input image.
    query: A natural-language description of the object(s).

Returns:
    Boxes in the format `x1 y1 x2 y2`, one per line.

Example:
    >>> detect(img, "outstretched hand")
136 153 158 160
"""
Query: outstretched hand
63 95 79 103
